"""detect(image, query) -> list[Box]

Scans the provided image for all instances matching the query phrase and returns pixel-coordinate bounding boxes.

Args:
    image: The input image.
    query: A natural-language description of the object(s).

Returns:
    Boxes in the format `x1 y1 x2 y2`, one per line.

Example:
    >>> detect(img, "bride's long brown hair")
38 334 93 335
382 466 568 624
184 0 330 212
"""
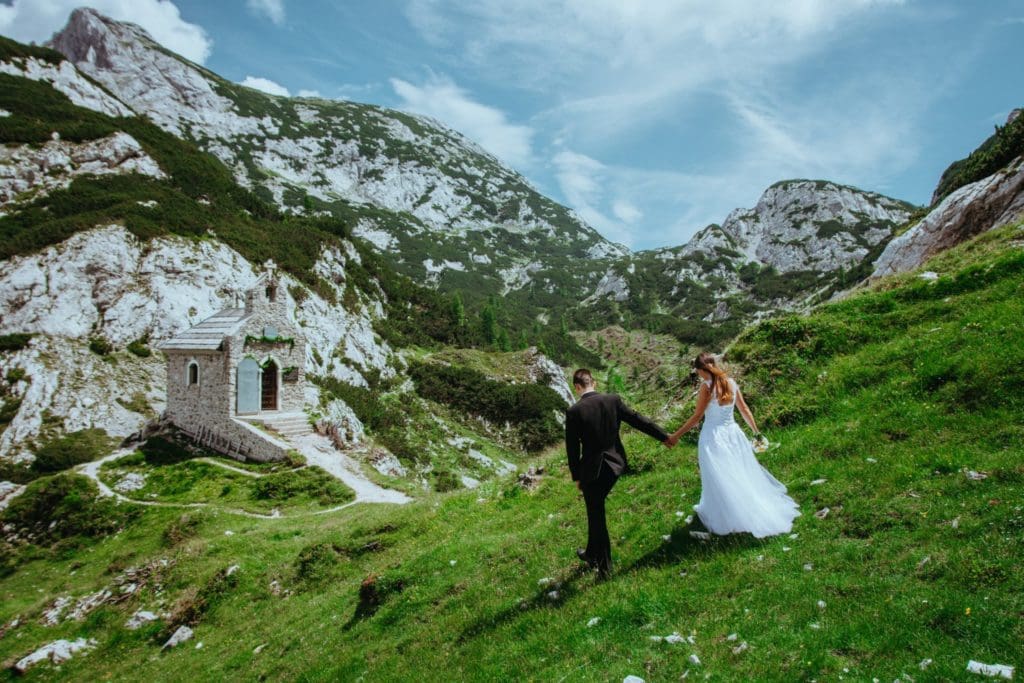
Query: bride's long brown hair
694 352 733 404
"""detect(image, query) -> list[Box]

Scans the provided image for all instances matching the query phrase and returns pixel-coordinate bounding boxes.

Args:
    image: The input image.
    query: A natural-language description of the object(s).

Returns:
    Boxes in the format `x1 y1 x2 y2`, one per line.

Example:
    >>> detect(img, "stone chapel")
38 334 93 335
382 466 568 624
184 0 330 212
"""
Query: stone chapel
159 263 310 461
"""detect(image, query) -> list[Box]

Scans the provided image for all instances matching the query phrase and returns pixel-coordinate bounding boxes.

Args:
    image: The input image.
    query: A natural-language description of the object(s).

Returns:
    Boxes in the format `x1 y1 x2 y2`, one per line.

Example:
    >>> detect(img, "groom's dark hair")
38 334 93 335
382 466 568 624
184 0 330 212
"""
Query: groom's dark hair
573 369 595 389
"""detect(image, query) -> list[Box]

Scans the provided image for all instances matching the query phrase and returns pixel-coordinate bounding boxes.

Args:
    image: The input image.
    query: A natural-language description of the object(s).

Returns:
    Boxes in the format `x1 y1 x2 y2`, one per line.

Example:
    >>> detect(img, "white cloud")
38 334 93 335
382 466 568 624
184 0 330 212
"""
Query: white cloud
297 89 322 98
390 75 534 168
240 76 290 97
553 150 637 247
247 0 285 26
0 0 212 63
612 199 642 224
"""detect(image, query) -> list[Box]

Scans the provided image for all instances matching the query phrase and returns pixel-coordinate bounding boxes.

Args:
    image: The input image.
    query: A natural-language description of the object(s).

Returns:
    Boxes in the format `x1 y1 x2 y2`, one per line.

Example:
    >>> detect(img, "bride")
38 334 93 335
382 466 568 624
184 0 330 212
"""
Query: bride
667 352 800 538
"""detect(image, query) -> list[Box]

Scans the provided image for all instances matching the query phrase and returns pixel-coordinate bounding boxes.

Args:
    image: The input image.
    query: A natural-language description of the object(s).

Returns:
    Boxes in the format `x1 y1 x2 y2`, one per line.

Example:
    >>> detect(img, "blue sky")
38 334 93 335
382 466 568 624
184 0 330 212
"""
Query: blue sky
3 1 1023 250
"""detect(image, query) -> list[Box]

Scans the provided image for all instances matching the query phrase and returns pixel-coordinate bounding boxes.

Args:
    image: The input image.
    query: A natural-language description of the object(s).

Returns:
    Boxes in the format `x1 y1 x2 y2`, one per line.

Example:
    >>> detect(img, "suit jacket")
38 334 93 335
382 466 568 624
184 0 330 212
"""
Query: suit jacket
565 392 669 483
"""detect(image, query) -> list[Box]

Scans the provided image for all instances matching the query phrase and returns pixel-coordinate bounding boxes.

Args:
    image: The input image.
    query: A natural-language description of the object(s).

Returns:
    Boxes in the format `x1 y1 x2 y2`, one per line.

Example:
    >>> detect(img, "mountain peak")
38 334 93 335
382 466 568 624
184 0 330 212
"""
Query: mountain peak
48 7 155 70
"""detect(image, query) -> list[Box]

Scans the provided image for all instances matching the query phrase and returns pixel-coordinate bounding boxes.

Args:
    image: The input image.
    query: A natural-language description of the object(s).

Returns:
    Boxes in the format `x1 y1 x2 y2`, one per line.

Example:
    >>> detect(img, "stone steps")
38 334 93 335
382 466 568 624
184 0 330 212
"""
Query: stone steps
262 415 312 440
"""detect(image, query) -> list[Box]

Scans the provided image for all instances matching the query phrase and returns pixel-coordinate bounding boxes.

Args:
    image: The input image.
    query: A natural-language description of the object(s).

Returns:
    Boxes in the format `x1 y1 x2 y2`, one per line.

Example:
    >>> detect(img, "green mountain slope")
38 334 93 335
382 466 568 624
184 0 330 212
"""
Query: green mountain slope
2 215 1019 680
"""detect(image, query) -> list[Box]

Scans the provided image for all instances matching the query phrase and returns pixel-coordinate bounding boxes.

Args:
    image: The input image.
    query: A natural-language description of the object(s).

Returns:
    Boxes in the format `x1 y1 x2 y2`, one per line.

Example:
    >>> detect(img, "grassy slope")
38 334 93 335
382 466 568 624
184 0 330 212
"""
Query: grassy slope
2 221 1020 680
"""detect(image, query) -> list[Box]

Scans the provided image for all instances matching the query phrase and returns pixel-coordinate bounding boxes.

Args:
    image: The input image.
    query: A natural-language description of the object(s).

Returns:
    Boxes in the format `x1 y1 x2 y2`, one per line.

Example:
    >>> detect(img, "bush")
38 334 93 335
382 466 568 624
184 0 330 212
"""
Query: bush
1 472 138 545
0 333 33 352
251 466 355 506
88 337 113 356
162 512 204 547
139 435 197 466
409 363 566 452
294 542 341 584
126 338 152 358
31 428 116 473
432 469 462 493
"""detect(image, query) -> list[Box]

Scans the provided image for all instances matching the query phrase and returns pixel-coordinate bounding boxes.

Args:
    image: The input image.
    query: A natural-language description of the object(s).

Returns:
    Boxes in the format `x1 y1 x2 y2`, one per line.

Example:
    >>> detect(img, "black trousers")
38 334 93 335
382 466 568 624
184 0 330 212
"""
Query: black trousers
581 463 619 572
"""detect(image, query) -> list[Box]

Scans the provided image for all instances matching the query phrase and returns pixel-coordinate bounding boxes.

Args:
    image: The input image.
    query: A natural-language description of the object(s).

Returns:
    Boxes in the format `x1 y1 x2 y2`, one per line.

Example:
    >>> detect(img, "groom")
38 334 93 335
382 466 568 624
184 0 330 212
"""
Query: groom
565 369 672 577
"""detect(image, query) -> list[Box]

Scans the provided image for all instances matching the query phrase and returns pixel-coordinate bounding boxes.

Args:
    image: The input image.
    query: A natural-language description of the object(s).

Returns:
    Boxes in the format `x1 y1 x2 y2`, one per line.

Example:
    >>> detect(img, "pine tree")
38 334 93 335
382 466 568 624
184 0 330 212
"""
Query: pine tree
480 305 498 345
450 291 466 329
497 327 512 352
518 330 530 350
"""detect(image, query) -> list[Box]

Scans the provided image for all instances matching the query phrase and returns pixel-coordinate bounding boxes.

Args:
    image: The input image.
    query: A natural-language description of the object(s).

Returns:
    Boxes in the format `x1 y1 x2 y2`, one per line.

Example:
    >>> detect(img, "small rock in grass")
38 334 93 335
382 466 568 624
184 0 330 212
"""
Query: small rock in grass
449 560 457 566
726 633 738 641
756 555 764 561
684 515 693 525
803 563 813 571
965 660 1014 679
664 632 685 644
537 577 553 587
782 546 792 552
918 271 939 281
688 654 701 666
732 641 749 655
964 470 988 481
789 533 799 539
224 530 234 536
866 458 878 463
648 635 663 643
810 479 827 486
809 622 821 630
226 564 240 576
14 638 97 673
163 625 194 649
254 643 268 655
950 516 960 529
125 610 158 630
661 534 672 542
919 659 933 670
675 511 685 517
678 570 688 578
546 590 560 601
817 600 827 609
587 617 601 628
815 507 830 519
916 556 931 570
623 676 646 683
195 642 203 650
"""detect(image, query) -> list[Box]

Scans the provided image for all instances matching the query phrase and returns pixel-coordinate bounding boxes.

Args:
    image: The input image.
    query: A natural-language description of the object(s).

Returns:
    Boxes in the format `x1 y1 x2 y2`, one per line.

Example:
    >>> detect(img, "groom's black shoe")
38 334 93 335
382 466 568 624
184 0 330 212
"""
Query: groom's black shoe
576 547 596 567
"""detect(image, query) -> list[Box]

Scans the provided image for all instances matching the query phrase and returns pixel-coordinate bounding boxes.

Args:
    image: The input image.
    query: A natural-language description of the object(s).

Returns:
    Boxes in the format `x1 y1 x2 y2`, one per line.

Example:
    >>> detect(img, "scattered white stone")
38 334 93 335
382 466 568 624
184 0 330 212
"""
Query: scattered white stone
756 555 764 562
815 507 831 519
449 560 457 566
950 516 961 529
966 660 1014 679
732 641 749 655
810 479 827 486
918 271 939 281
226 564 240 576
623 676 646 683
804 563 814 572
254 643 268 654
726 633 738 641
817 600 827 609
789 533 799 539
675 511 685 517
114 472 146 492
14 638 97 673
41 596 71 626
916 556 931 570
163 625 194 649
782 546 792 552
919 659 933 671
809 622 821 630
678 570 688 578
688 654 701 666
684 515 693 525
661 534 672 542
537 577 554 587
195 642 204 650
69 589 112 621
866 458 878 463
126 610 158 630
546 590 560 601
964 470 988 481
664 632 685 644
649 635 663 643
587 617 601 628
224 530 235 536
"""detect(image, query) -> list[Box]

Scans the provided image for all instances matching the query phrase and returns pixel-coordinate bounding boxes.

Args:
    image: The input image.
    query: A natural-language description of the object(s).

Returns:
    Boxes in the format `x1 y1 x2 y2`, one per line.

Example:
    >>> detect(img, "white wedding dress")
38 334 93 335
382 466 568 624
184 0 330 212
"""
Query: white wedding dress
693 379 800 538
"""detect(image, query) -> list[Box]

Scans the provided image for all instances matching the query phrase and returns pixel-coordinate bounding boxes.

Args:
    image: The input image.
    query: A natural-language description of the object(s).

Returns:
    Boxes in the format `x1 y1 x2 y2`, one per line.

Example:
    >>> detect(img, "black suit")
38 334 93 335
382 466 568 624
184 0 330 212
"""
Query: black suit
565 391 668 572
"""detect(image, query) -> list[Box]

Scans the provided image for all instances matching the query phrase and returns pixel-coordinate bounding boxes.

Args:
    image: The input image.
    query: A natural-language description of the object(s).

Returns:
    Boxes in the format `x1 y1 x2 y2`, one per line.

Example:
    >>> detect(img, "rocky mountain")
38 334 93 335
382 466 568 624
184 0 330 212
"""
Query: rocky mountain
0 32 572 491
576 180 916 344
45 8 624 317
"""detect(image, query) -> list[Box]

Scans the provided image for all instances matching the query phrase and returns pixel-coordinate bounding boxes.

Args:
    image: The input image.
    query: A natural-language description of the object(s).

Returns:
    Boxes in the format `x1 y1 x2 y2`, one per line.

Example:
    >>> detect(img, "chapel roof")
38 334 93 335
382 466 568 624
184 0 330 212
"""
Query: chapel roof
158 308 249 352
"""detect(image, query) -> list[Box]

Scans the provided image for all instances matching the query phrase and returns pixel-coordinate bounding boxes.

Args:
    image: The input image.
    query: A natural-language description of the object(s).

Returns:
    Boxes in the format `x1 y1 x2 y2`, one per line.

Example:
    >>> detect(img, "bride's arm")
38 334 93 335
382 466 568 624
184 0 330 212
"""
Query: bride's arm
735 387 760 435
667 384 711 446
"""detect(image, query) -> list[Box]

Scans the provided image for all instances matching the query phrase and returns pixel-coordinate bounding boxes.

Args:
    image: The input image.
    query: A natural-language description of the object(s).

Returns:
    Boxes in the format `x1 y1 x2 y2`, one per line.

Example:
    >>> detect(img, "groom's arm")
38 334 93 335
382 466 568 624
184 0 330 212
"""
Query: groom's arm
616 396 670 442
565 409 582 481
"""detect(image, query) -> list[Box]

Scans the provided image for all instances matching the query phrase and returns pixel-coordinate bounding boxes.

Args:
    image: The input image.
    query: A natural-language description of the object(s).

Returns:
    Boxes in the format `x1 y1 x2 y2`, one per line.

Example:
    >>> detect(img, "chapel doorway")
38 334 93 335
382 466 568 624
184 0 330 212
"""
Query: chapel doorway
261 360 279 411
237 358 260 414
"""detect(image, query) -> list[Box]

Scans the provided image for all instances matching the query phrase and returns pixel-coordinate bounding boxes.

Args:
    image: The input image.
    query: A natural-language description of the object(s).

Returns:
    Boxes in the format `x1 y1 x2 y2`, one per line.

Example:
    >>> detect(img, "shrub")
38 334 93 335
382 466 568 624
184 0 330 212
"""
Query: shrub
162 512 204 547
126 338 152 357
88 337 113 356
251 466 355 506
31 428 117 473
432 469 462 493
408 363 566 452
0 333 33 352
139 435 196 466
1 472 139 545
294 542 341 584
